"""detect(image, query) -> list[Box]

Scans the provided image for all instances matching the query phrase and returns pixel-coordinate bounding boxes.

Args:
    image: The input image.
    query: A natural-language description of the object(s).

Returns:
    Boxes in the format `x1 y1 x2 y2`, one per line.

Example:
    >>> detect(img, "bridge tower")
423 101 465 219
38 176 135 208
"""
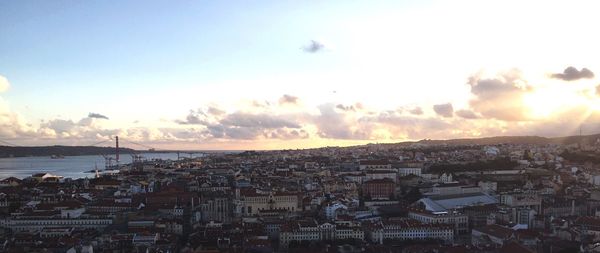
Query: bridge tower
115 136 119 164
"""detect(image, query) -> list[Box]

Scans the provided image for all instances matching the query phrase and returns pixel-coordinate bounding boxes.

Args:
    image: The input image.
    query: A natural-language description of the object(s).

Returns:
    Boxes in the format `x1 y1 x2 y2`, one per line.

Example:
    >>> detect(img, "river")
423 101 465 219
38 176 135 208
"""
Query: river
0 153 186 179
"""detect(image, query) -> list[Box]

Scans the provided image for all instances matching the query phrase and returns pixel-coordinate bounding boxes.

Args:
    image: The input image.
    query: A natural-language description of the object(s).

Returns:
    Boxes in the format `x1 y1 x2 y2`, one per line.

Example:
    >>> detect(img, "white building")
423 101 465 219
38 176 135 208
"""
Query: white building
484 146 500 156
398 167 422 177
335 225 365 240
280 219 319 247
198 196 232 223
500 192 541 212
439 173 454 183
478 181 498 194
324 203 347 221
367 219 454 244
427 183 481 196
132 233 159 246
416 192 498 212
280 220 364 247
238 190 298 216
30 173 63 183
40 227 74 238
408 209 469 235
359 161 392 171
364 170 398 183
590 175 600 186
4 213 113 232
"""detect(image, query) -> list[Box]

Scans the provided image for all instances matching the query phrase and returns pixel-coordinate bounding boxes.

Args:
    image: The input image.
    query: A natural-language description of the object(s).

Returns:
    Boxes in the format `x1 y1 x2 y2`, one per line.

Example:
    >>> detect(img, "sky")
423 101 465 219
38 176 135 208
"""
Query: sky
1 0 600 150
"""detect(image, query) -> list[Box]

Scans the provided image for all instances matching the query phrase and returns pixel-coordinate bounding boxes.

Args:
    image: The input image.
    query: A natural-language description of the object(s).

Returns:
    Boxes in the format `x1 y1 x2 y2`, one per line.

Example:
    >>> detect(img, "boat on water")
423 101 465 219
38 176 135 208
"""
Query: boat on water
50 155 65 159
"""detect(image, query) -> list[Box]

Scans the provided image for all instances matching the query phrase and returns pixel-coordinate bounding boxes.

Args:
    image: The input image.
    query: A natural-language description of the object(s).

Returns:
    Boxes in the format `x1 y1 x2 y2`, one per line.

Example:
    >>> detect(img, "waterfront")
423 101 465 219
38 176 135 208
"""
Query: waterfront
0 153 183 179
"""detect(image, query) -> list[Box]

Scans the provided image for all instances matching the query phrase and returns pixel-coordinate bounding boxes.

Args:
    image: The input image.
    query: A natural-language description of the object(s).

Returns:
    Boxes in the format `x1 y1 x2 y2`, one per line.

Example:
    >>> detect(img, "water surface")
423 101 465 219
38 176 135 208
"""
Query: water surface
0 153 184 179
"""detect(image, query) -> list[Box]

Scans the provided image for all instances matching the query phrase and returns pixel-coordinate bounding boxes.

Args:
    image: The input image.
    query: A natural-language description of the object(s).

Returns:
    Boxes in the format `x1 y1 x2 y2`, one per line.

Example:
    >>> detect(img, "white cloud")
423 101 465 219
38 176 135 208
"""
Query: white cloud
467 69 533 121
0 75 9 93
3 67 600 148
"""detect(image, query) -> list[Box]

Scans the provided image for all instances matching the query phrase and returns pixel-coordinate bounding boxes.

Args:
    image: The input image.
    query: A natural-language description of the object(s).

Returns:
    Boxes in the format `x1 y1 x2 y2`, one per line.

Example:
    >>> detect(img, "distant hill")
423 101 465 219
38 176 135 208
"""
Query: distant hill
359 133 600 148
408 134 600 146
3 133 600 158
414 136 551 145
0 145 136 158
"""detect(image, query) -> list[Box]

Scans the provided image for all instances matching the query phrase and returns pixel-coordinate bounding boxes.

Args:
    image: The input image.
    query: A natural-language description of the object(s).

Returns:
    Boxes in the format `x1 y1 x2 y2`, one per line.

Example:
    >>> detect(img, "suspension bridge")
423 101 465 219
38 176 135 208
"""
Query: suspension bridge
0 136 206 169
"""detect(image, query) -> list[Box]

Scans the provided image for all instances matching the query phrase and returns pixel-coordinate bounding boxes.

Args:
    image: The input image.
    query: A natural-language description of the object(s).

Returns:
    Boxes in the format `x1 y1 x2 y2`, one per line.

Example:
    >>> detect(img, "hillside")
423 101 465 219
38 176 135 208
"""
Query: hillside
3 133 600 158
359 133 600 149
415 136 552 145
408 134 600 146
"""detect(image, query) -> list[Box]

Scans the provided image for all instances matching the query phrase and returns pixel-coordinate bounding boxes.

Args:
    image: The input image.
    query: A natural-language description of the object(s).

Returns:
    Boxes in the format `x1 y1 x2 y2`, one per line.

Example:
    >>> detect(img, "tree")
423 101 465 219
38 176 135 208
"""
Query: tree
405 187 422 203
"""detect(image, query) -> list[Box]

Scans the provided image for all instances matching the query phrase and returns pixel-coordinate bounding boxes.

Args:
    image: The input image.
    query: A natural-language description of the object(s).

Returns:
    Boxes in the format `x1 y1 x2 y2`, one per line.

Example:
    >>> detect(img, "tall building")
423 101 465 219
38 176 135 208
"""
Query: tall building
237 189 298 217
363 179 395 200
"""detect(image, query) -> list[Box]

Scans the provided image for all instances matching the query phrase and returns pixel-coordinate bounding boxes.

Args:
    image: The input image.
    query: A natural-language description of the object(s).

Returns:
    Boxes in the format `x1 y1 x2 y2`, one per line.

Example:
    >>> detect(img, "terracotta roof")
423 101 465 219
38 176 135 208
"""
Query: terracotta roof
0 177 21 183
37 200 83 210
474 224 514 240
499 241 535 253
363 178 395 184
574 216 600 228
359 160 390 165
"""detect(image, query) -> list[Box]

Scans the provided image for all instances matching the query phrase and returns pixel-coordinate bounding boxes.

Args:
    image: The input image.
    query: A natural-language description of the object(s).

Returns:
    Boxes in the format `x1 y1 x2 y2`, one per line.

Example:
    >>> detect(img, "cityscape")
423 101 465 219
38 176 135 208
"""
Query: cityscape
4 137 600 252
2 1 600 252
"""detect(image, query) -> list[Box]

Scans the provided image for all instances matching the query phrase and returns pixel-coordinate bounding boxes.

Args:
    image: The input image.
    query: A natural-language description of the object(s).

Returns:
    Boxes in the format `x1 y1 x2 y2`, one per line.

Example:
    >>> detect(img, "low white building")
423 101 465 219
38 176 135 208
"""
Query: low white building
335 225 365 240
427 182 481 196
364 170 397 183
324 203 347 221
590 175 600 186
416 192 498 212
398 167 422 177
3 212 113 232
359 161 392 171
478 181 498 194
132 233 159 246
280 219 365 247
438 173 453 183
408 209 469 235
40 227 74 238
367 219 454 244
238 189 298 217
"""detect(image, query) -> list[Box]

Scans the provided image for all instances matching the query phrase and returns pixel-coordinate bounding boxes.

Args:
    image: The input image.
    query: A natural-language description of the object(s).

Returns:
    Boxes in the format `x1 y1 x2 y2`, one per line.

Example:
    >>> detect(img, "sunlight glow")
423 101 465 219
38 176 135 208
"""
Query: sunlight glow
523 87 581 119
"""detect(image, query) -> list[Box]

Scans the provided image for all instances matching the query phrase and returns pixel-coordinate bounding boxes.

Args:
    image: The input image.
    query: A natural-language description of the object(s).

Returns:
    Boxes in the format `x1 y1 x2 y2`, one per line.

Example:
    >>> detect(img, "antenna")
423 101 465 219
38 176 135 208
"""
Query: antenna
115 136 119 164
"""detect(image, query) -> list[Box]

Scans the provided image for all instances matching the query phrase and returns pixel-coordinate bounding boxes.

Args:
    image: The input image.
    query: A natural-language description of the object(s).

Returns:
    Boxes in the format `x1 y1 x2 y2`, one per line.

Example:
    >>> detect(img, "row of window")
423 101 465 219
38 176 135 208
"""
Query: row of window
384 229 452 233
282 234 366 241
13 220 112 226
244 197 296 202
244 205 296 214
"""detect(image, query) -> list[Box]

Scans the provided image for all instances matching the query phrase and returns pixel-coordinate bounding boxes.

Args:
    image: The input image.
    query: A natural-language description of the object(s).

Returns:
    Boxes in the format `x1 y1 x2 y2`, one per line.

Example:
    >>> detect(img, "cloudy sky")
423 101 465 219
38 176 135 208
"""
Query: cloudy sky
2 0 600 150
